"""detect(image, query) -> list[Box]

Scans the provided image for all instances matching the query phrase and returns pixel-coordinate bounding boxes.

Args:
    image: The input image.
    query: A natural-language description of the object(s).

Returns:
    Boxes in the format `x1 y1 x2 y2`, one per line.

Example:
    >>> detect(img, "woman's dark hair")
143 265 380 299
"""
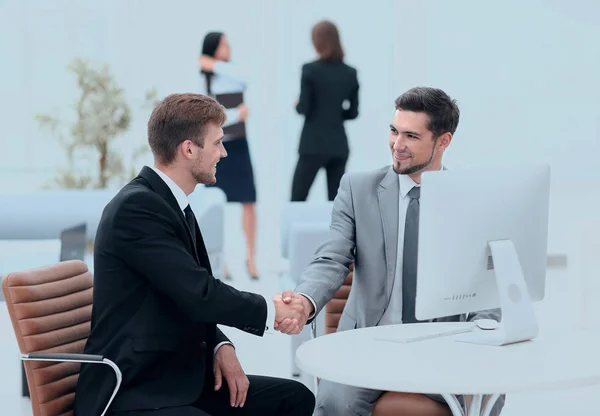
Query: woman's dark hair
201 31 223 60
311 20 344 61
200 31 223 95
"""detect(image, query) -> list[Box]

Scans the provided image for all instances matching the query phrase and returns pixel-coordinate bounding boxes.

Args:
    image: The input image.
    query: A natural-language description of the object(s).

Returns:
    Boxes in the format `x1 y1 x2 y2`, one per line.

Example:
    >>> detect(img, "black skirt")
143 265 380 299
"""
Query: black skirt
206 137 256 203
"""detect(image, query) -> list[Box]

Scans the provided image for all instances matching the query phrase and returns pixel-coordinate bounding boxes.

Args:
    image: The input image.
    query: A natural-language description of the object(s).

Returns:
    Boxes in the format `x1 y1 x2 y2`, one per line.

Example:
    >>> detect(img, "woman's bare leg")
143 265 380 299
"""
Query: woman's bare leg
242 203 258 279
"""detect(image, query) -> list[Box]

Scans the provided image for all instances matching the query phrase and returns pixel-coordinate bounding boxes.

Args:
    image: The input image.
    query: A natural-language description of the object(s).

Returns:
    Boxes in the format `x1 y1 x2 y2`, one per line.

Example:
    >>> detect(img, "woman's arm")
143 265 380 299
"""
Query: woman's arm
199 55 246 82
295 64 313 116
343 70 359 120
213 60 246 82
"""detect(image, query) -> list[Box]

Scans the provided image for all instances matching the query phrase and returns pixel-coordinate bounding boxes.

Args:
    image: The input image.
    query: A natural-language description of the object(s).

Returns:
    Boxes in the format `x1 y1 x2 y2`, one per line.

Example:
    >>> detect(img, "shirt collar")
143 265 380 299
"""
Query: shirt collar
397 166 444 198
398 173 419 199
150 166 189 212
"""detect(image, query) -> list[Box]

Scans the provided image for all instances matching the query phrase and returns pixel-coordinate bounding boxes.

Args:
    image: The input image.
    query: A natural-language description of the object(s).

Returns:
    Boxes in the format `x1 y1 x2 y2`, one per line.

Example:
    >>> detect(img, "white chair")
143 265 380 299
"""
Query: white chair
189 186 227 278
279 202 333 379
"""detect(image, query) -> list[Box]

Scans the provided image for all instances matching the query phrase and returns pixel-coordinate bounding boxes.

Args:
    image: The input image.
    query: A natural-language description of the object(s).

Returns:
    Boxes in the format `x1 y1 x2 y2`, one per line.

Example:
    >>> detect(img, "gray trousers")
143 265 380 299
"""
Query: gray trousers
314 379 505 416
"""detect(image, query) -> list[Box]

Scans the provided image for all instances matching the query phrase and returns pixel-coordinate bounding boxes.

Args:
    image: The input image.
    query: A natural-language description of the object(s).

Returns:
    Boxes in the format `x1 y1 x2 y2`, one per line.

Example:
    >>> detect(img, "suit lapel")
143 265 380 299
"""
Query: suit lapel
377 167 400 304
137 167 201 264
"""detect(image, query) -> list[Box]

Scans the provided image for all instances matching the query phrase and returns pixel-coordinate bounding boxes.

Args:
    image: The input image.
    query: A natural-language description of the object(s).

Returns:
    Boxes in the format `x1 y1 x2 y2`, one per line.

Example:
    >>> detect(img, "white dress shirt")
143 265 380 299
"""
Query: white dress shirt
150 167 274 354
378 173 419 325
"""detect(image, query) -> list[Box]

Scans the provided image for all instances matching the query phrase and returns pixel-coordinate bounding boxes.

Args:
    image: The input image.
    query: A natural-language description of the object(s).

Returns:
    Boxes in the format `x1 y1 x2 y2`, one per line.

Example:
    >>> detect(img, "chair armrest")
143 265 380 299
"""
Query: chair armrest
21 353 122 416
25 352 104 362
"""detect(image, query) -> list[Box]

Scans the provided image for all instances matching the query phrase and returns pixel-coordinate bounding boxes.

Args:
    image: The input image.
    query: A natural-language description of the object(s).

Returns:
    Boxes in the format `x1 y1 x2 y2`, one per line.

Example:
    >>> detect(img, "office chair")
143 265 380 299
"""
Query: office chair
2 260 121 416
20 222 88 399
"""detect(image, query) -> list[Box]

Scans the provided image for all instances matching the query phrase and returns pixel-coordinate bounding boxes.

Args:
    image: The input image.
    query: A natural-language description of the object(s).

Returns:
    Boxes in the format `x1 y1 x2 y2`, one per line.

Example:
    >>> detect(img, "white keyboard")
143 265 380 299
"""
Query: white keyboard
376 325 476 344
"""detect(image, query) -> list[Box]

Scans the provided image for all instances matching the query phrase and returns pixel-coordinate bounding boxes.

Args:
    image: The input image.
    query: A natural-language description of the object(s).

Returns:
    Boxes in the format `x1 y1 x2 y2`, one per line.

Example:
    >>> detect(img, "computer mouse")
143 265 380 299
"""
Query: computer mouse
474 319 499 331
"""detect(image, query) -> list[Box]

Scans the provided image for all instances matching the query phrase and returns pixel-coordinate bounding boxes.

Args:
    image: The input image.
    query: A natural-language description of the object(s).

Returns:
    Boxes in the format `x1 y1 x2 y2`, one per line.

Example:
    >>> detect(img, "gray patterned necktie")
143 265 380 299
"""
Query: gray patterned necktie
402 186 422 324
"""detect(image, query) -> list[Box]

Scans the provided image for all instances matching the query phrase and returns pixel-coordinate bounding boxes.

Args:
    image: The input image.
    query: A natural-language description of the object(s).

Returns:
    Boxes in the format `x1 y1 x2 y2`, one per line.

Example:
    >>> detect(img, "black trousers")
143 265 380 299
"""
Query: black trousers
112 375 315 416
291 154 347 201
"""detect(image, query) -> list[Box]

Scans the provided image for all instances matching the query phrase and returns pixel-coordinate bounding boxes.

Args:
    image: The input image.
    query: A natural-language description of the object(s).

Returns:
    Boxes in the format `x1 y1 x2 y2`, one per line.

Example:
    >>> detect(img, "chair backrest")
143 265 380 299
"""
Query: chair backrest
280 201 333 259
2 260 93 416
324 264 354 334
60 223 87 262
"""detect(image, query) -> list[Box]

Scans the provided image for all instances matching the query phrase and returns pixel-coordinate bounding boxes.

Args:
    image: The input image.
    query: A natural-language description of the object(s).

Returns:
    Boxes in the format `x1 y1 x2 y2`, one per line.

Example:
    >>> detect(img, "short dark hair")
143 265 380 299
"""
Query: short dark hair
311 20 344 61
395 87 460 137
148 93 226 165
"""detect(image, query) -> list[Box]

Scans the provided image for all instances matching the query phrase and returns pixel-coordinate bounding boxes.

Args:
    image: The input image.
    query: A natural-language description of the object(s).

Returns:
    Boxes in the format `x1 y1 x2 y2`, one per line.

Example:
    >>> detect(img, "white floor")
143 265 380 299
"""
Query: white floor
1 203 599 415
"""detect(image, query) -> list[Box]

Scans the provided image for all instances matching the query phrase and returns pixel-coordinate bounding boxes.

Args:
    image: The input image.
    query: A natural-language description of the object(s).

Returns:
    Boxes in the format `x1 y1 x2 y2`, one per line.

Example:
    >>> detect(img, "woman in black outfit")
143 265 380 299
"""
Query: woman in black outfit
291 20 360 201
199 32 259 280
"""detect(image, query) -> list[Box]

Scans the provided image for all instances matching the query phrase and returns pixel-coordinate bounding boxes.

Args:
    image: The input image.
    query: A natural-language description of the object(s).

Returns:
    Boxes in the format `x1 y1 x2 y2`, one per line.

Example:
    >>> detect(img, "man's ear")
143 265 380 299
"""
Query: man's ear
180 140 194 159
437 132 453 150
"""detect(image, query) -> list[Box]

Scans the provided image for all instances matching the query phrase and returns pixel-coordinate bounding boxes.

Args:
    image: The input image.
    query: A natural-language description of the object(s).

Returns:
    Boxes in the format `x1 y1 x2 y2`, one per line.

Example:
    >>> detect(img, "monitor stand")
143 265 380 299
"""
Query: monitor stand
455 239 539 346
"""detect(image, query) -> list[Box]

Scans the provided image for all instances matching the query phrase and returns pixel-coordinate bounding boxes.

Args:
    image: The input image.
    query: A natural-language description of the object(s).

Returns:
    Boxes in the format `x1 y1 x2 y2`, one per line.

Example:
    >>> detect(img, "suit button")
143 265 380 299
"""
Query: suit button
200 341 206 348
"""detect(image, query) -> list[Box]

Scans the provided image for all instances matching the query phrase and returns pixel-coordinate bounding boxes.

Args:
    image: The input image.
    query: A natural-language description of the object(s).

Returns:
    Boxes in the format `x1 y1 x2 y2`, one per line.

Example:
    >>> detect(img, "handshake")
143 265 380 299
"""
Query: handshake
272 291 315 335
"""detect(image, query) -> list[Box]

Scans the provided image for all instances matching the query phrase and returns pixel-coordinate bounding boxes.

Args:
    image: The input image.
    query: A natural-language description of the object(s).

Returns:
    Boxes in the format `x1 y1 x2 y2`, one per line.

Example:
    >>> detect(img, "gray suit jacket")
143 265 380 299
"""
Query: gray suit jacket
295 165 500 331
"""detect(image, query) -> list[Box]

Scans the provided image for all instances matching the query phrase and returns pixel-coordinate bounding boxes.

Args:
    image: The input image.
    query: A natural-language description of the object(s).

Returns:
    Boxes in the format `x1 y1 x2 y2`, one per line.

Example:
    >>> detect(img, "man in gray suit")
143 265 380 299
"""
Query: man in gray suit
275 87 504 416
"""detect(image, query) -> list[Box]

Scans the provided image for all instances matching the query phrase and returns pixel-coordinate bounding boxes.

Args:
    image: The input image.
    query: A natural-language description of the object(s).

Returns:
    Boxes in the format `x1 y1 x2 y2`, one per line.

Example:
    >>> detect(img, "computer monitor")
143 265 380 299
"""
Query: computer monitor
415 164 551 346
60 223 87 261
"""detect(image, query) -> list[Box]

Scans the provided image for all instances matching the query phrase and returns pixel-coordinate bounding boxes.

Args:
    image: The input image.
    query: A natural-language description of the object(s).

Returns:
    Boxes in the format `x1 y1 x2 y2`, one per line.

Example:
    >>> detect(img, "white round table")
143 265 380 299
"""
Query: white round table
296 322 600 416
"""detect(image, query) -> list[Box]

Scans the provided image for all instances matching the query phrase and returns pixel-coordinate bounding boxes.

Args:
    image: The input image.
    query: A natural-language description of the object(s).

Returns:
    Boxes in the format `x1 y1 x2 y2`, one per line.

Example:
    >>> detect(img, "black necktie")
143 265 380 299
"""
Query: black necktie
402 186 422 324
184 204 197 248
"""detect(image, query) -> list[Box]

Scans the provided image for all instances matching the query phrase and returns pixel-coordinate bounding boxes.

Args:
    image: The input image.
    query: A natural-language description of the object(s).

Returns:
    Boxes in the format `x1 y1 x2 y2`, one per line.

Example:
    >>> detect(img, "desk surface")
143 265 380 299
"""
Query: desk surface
296 322 600 395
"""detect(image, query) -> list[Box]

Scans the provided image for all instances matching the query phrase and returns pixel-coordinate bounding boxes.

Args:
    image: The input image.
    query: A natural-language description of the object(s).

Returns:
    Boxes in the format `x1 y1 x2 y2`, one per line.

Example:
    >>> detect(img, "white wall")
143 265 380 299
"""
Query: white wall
2 0 599 257
1 1 599 258
2 0 599 190
395 0 600 183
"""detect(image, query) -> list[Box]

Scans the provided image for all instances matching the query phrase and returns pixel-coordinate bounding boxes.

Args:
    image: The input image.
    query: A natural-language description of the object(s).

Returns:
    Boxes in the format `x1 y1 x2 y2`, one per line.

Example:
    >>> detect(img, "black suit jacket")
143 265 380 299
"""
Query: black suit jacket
295 59 359 158
74 166 267 415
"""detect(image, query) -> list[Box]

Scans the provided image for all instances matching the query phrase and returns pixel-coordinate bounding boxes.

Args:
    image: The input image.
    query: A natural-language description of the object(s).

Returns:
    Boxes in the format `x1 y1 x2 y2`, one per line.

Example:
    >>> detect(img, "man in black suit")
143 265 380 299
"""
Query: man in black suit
74 93 315 416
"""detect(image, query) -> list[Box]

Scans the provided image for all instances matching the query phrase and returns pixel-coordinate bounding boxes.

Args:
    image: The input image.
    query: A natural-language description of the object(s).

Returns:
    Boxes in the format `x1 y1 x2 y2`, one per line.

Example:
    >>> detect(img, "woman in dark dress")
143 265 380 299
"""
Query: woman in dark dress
291 20 360 201
199 32 259 279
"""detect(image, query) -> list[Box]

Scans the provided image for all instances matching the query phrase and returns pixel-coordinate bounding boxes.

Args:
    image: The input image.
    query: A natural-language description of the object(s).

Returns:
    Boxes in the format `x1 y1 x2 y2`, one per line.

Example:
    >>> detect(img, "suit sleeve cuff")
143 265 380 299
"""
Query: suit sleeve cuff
214 341 233 356
298 292 317 320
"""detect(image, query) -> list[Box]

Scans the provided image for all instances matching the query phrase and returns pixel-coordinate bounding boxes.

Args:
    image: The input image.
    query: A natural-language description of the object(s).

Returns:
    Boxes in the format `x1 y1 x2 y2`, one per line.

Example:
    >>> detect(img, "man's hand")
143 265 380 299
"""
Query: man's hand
214 344 249 408
199 55 216 72
272 291 313 335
